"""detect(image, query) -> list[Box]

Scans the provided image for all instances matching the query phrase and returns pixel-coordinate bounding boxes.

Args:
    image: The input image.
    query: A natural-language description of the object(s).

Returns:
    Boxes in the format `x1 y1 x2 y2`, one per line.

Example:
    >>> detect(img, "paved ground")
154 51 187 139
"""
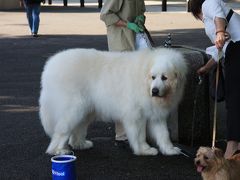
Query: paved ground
0 1 239 180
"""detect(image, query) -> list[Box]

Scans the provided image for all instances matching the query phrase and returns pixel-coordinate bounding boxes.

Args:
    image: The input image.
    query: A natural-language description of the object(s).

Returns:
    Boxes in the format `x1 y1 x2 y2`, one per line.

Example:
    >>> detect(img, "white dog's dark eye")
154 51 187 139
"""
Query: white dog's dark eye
204 156 209 160
161 75 167 81
152 76 156 80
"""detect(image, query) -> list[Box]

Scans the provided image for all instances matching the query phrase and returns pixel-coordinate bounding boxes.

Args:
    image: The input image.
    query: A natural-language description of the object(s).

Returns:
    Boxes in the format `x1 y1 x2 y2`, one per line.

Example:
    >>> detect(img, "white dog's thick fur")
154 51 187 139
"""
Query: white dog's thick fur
39 48 187 156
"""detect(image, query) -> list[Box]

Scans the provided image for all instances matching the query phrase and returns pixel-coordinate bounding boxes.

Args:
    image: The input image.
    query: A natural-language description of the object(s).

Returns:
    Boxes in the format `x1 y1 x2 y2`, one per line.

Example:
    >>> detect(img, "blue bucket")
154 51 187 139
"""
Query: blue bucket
51 155 77 180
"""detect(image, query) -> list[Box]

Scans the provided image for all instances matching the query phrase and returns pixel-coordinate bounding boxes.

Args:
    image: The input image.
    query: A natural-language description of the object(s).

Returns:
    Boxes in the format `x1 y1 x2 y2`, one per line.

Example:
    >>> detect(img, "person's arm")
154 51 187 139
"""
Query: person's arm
214 17 227 49
114 19 143 33
202 0 228 49
115 19 127 27
100 0 123 26
197 58 216 75
197 46 220 75
100 0 143 33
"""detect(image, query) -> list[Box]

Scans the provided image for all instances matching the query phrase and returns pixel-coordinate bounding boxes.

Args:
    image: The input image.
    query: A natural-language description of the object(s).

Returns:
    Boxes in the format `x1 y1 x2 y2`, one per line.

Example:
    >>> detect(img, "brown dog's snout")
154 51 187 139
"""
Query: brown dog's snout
195 160 200 165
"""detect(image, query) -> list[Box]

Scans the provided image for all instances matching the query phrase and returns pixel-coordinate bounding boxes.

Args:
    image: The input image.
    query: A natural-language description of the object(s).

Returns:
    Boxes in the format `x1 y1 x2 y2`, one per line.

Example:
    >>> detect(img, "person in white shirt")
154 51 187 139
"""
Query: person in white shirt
189 0 240 158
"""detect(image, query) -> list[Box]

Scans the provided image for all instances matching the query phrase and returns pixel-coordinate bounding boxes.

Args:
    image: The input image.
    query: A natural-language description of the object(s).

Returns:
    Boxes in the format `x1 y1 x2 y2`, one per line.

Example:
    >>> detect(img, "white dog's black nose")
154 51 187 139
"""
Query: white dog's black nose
152 88 159 96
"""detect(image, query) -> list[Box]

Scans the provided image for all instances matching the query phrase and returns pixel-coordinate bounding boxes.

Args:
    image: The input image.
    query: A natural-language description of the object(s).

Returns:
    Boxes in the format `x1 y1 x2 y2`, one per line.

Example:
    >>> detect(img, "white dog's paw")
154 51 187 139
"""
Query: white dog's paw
46 148 72 155
56 148 73 155
135 147 158 156
145 147 159 156
161 146 181 156
69 140 93 150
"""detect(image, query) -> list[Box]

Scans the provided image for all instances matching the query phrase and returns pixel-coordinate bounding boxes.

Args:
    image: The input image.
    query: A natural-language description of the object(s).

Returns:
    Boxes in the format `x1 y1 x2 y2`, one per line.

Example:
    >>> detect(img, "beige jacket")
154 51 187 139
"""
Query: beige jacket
100 0 145 51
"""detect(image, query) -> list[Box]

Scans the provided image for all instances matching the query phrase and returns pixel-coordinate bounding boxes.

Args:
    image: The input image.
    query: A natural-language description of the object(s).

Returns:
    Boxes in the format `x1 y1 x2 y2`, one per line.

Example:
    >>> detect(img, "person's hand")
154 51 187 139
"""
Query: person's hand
197 65 209 76
127 22 144 33
135 15 145 24
197 58 216 76
215 31 226 49
134 15 145 29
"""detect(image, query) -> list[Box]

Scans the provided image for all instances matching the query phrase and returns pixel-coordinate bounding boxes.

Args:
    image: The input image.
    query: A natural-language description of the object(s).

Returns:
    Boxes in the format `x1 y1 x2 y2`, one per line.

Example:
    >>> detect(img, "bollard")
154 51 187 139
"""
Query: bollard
162 0 167 11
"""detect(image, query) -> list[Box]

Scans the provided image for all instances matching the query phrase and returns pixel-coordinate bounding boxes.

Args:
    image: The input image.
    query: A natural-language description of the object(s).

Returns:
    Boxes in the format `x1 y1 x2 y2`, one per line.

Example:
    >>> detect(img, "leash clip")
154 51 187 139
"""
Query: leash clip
198 76 203 85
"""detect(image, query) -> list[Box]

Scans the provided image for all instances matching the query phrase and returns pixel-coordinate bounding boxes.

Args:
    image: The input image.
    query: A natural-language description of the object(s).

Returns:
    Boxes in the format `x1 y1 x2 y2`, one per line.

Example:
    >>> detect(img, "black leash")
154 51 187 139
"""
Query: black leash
175 143 196 159
143 25 155 47
180 149 195 159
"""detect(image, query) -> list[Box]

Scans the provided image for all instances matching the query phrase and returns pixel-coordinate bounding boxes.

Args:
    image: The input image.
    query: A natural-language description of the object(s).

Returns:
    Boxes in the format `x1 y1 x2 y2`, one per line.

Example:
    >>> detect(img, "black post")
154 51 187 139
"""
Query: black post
48 0 52 5
98 0 102 8
63 0 67 6
186 0 190 12
162 0 167 12
80 0 84 7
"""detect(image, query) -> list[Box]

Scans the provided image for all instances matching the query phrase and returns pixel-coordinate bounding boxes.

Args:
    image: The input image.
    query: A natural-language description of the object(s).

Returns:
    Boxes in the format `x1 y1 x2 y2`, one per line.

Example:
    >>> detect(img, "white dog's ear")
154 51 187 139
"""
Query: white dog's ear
174 59 188 84
175 71 186 85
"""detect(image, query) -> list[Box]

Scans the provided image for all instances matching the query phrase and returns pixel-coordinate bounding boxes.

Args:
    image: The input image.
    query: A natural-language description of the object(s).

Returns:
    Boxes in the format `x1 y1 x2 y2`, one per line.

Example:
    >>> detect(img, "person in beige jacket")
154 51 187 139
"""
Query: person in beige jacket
100 0 146 51
100 0 146 143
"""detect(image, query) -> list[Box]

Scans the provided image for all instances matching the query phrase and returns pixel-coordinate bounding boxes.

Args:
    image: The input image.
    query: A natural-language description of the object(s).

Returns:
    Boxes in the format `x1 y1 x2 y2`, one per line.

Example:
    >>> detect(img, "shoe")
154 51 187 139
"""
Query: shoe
114 139 129 148
32 33 38 37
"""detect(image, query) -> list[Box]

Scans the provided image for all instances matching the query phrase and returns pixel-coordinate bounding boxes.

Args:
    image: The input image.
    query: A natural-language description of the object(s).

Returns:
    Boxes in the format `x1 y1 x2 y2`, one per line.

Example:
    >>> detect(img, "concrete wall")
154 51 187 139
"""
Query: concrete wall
0 0 19 10
167 46 212 146
167 45 228 146
177 46 211 146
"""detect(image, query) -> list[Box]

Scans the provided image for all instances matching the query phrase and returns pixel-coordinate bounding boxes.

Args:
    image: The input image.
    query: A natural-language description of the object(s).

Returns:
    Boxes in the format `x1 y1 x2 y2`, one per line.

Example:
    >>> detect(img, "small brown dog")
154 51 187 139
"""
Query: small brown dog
194 147 240 180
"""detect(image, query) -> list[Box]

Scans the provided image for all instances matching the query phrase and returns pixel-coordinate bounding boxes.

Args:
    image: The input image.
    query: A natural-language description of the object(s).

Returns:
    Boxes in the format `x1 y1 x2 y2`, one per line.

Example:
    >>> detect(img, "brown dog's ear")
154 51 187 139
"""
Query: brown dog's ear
213 148 224 158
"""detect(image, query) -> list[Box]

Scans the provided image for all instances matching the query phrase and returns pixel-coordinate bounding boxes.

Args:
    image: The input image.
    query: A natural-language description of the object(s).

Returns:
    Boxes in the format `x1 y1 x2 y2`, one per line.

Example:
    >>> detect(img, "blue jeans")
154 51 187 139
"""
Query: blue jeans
24 3 41 34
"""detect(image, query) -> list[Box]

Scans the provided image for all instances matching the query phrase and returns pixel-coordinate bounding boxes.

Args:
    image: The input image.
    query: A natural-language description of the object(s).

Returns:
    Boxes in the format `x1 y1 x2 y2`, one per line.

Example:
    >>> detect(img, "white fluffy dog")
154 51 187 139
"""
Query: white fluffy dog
39 48 187 156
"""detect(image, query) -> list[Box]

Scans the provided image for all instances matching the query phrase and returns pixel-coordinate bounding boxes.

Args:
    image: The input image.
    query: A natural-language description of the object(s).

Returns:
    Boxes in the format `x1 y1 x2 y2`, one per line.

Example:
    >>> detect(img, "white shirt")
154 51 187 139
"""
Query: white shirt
202 0 240 61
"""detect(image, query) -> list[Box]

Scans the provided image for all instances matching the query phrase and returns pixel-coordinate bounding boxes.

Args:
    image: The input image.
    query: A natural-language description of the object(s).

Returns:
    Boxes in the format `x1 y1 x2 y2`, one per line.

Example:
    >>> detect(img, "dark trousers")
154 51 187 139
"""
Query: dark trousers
224 40 240 142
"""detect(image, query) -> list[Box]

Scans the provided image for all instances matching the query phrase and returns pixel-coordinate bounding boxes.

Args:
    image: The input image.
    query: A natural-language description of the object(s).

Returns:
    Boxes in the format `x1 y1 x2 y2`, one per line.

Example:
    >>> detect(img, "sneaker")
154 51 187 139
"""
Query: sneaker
32 33 38 37
114 139 129 148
